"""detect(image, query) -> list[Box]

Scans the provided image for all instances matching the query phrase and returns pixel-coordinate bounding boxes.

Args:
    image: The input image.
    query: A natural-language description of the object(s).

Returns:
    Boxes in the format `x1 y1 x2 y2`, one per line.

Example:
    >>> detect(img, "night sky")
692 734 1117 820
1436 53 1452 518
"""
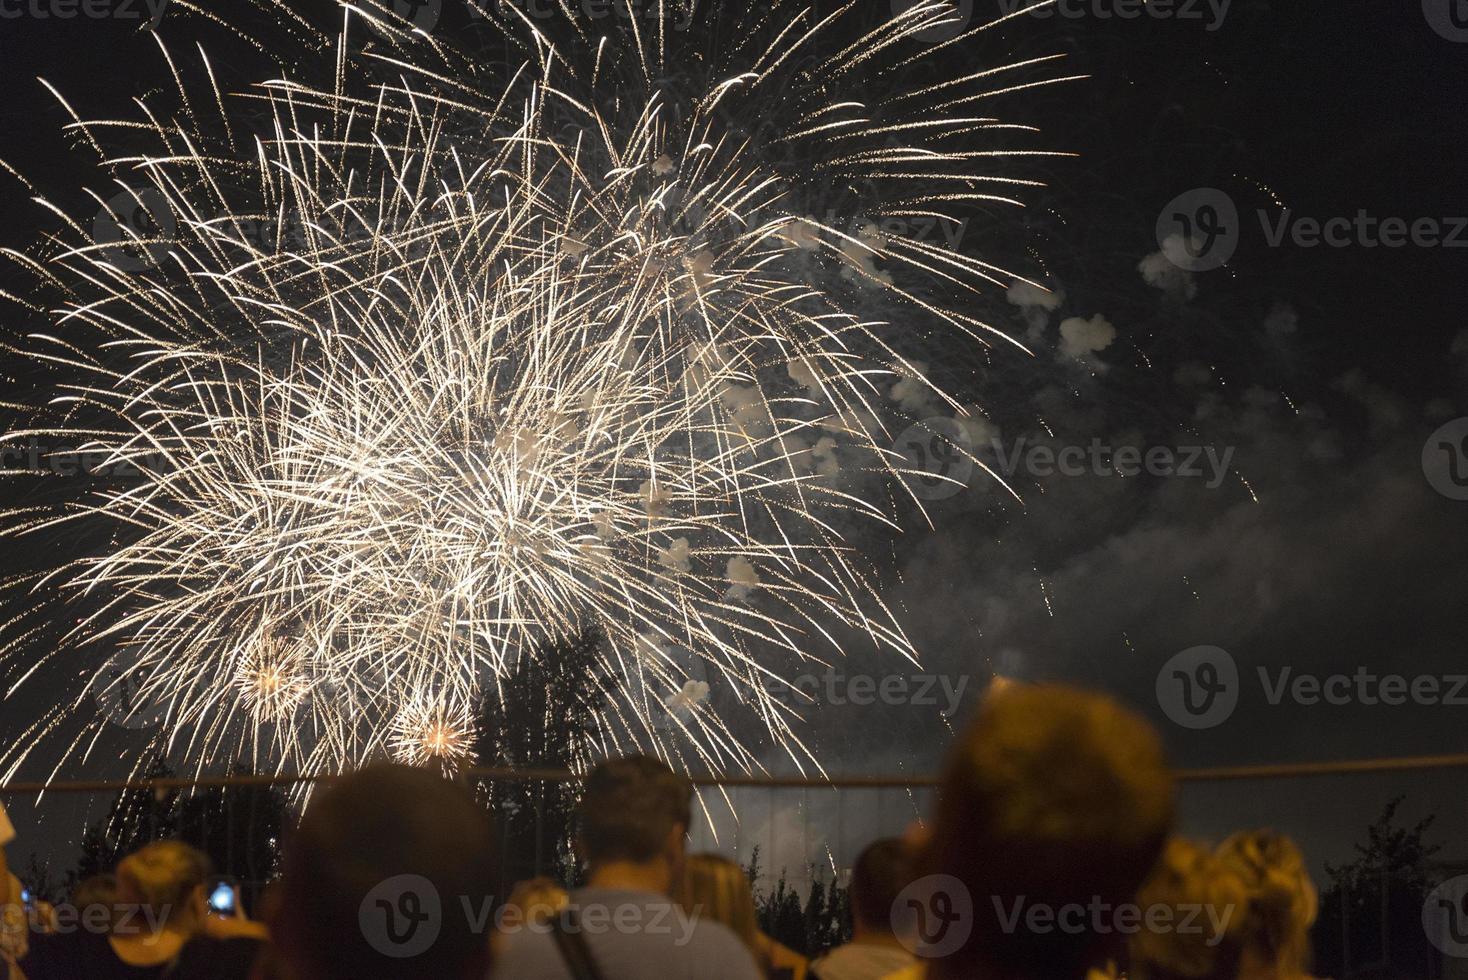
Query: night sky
1 0 1466 887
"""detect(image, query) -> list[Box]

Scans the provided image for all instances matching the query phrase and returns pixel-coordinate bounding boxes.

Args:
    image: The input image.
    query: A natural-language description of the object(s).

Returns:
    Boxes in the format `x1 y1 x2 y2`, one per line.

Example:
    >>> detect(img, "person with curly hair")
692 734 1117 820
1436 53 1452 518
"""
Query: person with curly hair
1127 830 1322 980
1129 838 1250 980
1214 831 1321 979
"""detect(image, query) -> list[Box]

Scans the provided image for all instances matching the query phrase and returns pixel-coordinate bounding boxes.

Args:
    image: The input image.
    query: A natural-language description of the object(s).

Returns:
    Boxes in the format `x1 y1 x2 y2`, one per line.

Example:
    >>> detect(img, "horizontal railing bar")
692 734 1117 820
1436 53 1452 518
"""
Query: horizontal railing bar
1171 751 1468 782
2 752 1467 796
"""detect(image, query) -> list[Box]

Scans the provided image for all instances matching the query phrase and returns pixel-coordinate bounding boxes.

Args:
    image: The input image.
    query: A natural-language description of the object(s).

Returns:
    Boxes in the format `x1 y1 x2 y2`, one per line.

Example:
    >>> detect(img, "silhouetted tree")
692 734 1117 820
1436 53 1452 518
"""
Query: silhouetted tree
756 866 807 952
473 628 614 891
71 758 289 909
173 766 290 898
1314 797 1442 978
747 847 851 957
17 853 64 905
73 757 180 884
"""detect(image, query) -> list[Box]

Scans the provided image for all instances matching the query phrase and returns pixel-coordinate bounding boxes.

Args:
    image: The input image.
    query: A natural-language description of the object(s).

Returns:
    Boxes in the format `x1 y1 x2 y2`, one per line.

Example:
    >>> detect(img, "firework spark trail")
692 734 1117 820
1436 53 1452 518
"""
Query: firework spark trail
0 0 1073 786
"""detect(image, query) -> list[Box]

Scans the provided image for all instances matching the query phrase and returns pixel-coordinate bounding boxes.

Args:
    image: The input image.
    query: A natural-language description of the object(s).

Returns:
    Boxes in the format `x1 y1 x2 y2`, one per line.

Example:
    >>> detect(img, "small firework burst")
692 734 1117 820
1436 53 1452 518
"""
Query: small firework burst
390 696 476 773
235 636 313 725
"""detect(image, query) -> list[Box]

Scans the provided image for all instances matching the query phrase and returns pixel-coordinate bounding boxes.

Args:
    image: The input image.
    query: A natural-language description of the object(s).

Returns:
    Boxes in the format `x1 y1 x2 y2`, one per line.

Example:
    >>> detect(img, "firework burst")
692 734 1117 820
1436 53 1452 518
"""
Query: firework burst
390 692 477 773
0 0 1074 785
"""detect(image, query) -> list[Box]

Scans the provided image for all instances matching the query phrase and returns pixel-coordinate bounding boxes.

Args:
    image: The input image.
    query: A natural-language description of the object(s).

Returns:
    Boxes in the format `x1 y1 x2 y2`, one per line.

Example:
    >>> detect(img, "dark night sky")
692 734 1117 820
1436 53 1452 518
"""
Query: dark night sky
1 0 1466 885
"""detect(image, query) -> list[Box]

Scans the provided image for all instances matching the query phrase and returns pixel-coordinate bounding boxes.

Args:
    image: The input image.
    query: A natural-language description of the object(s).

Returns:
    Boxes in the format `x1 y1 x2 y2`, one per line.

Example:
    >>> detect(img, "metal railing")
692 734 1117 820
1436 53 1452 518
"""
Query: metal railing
3 752 1467 974
5 750 1468 796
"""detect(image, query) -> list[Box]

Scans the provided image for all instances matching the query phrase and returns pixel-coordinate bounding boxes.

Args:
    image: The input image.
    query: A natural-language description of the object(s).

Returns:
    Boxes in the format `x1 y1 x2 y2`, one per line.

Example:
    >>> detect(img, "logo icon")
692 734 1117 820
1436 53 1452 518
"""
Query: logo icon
365 0 444 39
1156 646 1239 730
92 653 168 731
1424 875 1468 957
1423 418 1468 500
1157 189 1240 272
1424 0 1468 41
892 875 973 958
895 418 975 501
93 188 176 273
360 875 442 958
892 0 974 44
394 0 442 30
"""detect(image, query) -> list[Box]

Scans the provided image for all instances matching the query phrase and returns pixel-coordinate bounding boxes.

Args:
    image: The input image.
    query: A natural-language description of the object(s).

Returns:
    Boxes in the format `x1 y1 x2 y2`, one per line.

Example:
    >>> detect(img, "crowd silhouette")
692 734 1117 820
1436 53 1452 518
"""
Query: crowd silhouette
1 684 1343 979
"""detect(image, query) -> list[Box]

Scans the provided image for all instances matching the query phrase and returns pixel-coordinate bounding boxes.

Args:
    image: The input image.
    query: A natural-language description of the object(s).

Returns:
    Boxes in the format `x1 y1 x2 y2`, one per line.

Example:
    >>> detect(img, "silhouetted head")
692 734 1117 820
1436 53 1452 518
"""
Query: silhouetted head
924 683 1176 979
115 841 211 936
849 838 911 938
578 755 692 881
274 763 498 980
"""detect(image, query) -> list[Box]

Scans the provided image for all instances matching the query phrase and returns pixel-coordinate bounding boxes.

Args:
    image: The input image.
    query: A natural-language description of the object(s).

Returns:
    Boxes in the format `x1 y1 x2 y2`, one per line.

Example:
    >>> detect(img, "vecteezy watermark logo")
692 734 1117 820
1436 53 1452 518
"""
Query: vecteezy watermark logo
94 188 176 273
0 0 170 25
492 0 693 29
90 198 440 273
1159 654 1468 730
997 0 1231 31
1157 189 1240 272
360 875 442 958
1423 0 1468 42
1256 667 1468 708
1161 189 1468 272
1424 876 1468 958
991 896 1236 944
989 439 1235 489
368 0 697 37
394 0 442 29
892 875 974 958
761 671 972 716
1423 418 1468 501
0 438 166 480
892 0 973 44
92 653 168 730
1258 210 1468 249
1156 646 1239 730
359 0 441 42
2 900 173 939
896 417 975 501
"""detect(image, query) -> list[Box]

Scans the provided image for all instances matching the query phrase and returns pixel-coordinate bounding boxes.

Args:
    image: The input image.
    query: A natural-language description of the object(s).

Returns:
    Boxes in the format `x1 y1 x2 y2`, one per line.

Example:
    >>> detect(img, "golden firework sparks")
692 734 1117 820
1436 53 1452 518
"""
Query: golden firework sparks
0 0 1070 787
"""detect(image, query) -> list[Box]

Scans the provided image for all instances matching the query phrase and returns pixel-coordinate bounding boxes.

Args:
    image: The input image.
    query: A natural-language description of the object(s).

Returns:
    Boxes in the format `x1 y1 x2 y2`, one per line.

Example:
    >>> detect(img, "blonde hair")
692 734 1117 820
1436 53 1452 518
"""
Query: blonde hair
928 684 1175 979
1215 830 1318 975
676 854 759 952
115 840 211 931
1131 838 1249 980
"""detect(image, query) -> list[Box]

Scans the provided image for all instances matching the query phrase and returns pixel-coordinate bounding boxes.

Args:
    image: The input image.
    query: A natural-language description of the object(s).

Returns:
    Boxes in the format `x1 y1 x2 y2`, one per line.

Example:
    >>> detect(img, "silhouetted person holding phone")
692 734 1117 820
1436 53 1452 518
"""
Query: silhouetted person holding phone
17 840 264 980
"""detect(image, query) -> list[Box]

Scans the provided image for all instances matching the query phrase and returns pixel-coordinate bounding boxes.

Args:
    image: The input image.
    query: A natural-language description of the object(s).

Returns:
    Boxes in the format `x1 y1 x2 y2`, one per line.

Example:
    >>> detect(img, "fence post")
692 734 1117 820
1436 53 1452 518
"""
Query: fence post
226 791 236 876
534 779 544 878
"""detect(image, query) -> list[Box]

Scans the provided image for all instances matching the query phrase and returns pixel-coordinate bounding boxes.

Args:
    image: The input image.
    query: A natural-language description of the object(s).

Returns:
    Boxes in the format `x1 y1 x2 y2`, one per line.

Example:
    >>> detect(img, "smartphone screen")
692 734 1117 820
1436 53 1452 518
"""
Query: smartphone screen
207 881 238 916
